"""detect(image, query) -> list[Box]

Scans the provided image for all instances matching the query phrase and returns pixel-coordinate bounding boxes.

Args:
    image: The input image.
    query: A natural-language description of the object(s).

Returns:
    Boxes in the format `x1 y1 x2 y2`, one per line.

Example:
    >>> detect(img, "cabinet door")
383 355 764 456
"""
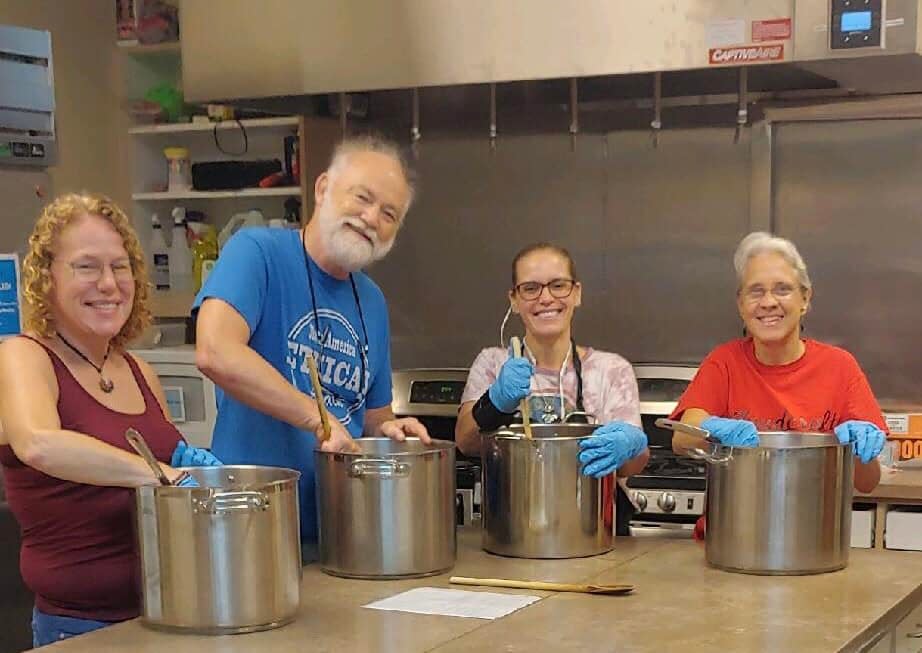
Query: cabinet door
895 600 922 653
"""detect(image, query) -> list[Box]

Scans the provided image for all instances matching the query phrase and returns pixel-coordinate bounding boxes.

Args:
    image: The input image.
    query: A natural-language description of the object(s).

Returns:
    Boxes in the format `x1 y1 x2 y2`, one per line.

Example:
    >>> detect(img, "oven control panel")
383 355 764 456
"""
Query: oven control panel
830 0 883 49
631 489 704 516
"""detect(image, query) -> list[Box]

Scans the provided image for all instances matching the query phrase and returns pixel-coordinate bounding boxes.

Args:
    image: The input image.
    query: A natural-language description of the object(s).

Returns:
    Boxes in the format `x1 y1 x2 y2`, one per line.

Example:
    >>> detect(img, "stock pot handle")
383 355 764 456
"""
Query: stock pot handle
195 490 270 515
349 458 411 478
655 418 710 439
686 446 733 465
655 418 732 464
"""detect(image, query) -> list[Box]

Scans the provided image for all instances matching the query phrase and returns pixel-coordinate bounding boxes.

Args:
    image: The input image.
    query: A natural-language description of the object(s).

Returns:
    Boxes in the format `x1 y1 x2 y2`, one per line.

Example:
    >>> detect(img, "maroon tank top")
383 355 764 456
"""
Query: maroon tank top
0 336 183 621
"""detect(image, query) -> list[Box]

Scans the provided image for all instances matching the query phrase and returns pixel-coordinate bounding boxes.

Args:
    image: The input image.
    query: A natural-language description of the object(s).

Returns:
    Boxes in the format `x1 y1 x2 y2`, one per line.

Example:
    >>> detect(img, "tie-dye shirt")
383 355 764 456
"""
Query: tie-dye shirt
461 346 641 427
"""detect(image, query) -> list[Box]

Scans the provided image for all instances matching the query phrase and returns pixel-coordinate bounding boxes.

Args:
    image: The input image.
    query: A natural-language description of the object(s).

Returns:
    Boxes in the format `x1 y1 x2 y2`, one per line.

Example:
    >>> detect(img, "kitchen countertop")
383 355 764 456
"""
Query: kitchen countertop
858 467 922 501
46 529 922 653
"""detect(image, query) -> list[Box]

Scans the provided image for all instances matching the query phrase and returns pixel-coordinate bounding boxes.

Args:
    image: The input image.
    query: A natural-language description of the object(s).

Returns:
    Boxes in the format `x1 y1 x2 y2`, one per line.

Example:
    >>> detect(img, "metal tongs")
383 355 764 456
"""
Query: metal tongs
125 427 172 486
654 418 733 464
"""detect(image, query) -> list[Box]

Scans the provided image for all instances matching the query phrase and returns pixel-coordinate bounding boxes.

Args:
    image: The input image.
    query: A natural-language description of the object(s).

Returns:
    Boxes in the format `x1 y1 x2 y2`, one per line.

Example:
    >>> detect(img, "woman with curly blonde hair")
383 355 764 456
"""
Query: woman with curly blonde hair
0 193 219 646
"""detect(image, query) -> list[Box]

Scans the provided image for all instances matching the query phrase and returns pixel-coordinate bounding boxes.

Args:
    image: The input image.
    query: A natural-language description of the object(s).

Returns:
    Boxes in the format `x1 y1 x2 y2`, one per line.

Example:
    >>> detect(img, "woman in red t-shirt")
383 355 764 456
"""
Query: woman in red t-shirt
670 231 886 501
0 193 221 646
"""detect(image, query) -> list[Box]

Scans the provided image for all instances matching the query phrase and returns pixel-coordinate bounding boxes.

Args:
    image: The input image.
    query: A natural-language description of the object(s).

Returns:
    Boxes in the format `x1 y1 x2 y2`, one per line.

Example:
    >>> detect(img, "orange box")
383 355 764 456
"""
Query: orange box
883 413 922 460
885 413 922 439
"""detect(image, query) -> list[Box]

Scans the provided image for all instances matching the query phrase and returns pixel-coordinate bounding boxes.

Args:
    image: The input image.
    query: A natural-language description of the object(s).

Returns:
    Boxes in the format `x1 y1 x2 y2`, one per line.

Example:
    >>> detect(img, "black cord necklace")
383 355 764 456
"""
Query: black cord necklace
301 229 369 406
57 332 114 393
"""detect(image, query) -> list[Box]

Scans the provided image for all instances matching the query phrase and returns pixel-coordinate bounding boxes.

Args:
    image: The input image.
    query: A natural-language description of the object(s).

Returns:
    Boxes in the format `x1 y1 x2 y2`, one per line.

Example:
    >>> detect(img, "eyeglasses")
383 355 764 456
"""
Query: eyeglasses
514 278 577 301
68 260 134 283
741 283 800 303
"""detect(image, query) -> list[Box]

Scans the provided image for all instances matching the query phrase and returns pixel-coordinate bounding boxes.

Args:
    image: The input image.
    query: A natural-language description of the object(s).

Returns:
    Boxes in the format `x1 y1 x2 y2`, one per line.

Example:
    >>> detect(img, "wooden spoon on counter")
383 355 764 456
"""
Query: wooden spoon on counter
509 336 533 439
450 576 634 595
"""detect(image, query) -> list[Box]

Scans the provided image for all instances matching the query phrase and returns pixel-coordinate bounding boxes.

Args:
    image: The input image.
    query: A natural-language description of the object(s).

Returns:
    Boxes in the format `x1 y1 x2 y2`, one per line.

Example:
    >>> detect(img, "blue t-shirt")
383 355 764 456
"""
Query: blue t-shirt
193 227 392 544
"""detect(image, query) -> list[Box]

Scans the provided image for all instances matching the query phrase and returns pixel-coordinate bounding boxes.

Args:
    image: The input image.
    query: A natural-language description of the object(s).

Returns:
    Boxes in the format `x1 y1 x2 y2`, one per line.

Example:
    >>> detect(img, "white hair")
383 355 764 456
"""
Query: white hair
733 231 812 291
327 134 417 208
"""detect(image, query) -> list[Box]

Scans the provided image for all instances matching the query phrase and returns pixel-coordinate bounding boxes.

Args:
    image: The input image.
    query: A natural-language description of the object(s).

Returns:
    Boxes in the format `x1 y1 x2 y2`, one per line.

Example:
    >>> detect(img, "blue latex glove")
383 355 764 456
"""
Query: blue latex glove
487 357 534 413
700 417 760 448
834 420 886 464
171 440 223 467
174 473 200 488
577 421 648 478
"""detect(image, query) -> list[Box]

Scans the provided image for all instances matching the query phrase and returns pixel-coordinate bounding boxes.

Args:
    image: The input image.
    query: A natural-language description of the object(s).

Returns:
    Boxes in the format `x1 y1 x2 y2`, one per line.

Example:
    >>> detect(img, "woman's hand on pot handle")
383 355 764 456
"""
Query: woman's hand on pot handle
700 417 760 448
834 420 886 464
171 440 223 467
577 421 648 478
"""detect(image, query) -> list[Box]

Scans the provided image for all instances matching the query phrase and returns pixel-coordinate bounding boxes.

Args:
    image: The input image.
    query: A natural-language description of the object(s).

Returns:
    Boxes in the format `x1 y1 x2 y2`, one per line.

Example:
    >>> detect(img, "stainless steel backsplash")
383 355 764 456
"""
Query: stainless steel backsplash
367 120 922 407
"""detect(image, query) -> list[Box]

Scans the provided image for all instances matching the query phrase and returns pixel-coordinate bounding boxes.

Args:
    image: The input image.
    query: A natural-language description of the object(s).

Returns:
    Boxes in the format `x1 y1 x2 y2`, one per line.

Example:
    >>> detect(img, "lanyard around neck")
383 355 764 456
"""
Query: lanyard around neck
301 229 370 405
523 337 584 419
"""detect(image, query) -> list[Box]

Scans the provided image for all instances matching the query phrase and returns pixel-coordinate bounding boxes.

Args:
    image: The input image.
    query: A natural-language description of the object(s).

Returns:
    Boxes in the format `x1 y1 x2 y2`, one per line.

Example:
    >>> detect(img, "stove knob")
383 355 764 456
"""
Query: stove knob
632 491 647 512
658 492 677 513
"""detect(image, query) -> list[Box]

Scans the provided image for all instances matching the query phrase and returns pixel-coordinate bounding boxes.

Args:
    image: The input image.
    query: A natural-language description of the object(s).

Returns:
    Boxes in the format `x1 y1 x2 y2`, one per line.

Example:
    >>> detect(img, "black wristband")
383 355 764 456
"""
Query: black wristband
472 390 517 432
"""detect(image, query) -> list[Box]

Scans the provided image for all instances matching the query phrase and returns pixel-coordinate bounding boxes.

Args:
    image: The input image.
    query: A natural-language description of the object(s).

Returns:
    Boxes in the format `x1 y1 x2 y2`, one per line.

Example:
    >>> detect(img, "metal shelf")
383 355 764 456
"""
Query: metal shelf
132 187 300 201
128 116 299 135
116 41 181 55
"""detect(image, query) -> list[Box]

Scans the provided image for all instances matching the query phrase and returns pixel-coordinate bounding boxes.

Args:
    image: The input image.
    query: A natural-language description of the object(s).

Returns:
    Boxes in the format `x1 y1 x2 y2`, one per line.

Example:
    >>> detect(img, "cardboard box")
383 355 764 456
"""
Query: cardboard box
885 413 922 438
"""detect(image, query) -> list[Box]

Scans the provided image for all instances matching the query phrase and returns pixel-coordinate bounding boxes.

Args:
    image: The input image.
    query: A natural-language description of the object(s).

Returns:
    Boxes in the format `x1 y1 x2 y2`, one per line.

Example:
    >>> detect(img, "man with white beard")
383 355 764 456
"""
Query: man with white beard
193 135 429 560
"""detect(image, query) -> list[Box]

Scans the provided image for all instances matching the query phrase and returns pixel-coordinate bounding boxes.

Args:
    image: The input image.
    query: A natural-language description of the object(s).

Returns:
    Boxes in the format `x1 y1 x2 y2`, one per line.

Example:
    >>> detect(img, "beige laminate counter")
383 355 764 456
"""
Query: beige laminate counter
45 529 922 653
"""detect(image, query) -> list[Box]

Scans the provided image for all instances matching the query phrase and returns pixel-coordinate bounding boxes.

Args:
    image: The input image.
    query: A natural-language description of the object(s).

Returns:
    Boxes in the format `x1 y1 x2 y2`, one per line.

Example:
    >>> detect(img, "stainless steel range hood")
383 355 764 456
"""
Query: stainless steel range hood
793 0 922 94
181 0 922 103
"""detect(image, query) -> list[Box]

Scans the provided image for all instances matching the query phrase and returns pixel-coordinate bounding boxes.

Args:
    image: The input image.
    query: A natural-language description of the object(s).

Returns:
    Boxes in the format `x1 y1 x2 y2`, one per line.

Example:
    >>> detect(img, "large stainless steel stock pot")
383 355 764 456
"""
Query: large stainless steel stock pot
657 418 853 575
135 465 302 634
482 423 614 559
315 437 456 579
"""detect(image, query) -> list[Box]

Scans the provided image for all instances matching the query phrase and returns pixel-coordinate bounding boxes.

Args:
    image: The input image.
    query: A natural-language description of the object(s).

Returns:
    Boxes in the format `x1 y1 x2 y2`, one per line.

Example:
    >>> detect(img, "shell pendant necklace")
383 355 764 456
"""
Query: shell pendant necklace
57 333 114 393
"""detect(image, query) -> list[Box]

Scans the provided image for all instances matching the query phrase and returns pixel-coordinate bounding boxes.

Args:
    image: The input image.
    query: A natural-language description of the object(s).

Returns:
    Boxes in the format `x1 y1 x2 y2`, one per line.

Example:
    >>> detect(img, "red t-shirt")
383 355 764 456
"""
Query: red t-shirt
0 338 183 621
671 338 887 433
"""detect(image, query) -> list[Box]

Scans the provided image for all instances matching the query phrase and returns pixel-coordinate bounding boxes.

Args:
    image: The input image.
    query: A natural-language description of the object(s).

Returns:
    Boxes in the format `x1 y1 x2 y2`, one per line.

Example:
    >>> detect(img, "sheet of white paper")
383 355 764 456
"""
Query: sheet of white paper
706 18 746 47
363 587 541 620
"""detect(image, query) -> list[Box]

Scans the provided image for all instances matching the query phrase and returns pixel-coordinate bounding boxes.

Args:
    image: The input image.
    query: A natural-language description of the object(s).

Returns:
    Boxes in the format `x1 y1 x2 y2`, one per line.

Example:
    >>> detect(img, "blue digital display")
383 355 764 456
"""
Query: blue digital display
841 11 872 32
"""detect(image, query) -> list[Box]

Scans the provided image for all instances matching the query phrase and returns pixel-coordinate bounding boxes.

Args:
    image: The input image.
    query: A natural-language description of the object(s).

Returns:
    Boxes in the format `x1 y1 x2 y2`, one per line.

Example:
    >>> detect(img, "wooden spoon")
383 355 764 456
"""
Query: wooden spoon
307 356 331 443
450 576 634 595
509 336 533 439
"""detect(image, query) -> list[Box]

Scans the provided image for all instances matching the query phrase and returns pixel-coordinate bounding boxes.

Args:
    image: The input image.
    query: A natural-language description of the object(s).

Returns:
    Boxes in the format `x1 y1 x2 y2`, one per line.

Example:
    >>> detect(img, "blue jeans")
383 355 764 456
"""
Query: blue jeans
31 607 112 648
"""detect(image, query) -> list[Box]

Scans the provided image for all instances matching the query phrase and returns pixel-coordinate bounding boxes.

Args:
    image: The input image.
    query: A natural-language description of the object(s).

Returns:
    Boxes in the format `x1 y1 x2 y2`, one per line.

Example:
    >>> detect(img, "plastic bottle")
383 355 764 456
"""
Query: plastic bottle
169 206 193 292
188 221 218 292
150 213 170 290
164 146 192 192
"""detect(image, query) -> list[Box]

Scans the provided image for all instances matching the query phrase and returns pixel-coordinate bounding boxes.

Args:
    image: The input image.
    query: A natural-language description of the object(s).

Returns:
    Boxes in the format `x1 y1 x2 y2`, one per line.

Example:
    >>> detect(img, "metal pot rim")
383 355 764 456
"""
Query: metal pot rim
483 423 598 440
485 434 589 442
142 465 301 493
740 432 850 450
314 437 455 457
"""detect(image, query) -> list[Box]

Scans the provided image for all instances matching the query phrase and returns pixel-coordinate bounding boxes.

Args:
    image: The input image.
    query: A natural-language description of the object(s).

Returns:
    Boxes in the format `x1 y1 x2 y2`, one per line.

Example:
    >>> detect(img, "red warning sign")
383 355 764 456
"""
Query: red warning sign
752 18 793 42
708 44 785 65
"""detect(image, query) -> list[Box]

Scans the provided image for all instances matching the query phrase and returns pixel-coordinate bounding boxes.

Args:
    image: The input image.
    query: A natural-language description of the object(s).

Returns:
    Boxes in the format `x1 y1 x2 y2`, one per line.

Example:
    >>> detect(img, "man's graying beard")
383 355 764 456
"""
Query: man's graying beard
316 196 395 272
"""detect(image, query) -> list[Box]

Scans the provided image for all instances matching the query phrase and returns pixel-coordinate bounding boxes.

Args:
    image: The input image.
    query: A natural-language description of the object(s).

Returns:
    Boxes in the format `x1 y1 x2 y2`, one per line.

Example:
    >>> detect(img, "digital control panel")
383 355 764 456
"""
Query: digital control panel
831 0 883 49
409 380 466 405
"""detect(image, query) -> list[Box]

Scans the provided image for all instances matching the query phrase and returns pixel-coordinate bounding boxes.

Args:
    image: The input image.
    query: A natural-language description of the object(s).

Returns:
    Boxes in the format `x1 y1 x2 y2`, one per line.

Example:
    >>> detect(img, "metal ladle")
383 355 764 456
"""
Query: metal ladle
125 427 171 486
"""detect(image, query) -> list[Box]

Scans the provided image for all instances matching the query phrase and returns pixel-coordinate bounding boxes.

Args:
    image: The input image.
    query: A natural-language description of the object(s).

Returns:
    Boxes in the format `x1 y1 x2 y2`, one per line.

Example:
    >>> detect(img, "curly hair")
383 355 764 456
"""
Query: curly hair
22 193 151 349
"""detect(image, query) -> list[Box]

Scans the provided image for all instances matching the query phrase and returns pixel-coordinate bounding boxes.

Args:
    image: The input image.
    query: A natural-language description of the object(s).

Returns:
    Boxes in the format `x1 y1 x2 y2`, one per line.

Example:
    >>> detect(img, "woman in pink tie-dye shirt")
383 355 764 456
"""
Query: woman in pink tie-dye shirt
455 243 649 535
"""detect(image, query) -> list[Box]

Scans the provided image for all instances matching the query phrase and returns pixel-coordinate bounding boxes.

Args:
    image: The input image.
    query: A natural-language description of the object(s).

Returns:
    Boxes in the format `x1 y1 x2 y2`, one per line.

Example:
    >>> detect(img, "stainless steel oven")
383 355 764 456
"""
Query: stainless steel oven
391 369 478 526
627 364 703 537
